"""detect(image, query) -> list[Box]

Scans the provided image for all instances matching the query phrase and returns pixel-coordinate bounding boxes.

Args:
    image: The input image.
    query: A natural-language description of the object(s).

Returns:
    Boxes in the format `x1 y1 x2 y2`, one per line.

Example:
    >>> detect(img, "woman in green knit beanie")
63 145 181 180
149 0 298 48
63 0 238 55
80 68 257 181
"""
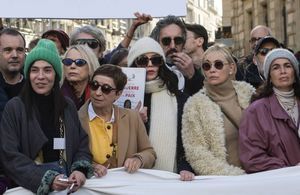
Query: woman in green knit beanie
0 39 93 194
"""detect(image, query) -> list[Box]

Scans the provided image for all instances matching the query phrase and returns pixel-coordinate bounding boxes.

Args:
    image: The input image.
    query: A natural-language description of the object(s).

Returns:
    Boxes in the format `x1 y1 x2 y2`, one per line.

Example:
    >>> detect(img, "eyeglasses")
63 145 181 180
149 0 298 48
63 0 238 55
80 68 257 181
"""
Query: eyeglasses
161 36 184 46
249 37 263 44
75 39 100 49
202 60 227 71
62 58 87 67
135 55 164 67
89 81 116 94
258 48 273 56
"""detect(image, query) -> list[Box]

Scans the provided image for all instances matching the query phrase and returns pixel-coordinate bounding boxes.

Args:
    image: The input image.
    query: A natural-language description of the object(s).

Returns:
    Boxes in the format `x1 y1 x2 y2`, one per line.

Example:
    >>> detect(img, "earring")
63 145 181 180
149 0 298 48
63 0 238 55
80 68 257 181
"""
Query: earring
229 72 232 75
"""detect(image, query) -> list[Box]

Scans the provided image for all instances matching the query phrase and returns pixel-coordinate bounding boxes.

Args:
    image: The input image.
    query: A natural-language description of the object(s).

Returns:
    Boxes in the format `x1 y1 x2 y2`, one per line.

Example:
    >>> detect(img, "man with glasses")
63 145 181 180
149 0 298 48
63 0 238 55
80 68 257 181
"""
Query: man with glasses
70 13 152 65
244 36 280 88
237 25 272 81
150 15 204 95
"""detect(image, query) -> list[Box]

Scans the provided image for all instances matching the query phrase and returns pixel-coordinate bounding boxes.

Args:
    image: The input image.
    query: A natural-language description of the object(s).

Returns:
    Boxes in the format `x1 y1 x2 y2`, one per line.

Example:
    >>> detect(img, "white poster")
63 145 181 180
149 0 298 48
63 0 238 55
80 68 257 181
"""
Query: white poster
1 0 186 19
114 67 146 110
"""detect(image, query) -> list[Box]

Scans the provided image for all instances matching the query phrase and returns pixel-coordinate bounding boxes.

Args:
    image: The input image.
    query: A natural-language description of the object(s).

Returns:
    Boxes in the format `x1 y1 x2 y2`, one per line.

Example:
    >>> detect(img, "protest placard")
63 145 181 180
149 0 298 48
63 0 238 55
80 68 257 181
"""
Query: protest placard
114 67 146 110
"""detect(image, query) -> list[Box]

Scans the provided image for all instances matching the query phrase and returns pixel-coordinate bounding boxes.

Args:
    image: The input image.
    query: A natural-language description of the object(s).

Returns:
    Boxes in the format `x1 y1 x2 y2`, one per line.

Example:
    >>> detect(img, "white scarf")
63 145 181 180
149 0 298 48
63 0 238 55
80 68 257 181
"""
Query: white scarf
146 78 178 172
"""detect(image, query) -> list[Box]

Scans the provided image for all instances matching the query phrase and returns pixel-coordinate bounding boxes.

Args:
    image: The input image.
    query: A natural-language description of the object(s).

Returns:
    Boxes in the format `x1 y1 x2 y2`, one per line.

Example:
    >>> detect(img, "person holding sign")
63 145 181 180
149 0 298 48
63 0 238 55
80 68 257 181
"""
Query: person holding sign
127 37 194 181
78 64 156 177
0 39 93 194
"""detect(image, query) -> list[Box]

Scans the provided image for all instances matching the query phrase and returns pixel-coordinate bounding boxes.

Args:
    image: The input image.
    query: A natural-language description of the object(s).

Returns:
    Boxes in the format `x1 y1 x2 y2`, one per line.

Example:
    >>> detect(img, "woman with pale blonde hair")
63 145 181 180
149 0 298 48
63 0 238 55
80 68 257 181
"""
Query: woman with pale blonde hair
182 44 255 175
61 44 100 109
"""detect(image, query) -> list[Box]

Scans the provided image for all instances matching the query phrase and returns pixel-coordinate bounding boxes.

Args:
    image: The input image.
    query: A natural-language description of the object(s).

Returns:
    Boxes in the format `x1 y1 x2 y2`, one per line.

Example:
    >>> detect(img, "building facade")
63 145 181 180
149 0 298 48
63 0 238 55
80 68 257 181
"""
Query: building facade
222 0 300 58
0 0 222 51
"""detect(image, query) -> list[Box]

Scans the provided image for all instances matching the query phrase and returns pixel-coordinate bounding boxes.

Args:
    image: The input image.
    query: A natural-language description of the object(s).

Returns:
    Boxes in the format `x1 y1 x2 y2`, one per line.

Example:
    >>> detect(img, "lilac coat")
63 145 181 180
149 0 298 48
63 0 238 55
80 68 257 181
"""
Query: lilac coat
239 93 300 173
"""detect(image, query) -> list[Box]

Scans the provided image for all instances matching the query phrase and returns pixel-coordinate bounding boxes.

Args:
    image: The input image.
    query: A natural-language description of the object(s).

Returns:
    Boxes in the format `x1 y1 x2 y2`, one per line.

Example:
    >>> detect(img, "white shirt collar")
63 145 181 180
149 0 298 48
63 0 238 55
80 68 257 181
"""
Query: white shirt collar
88 102 115 123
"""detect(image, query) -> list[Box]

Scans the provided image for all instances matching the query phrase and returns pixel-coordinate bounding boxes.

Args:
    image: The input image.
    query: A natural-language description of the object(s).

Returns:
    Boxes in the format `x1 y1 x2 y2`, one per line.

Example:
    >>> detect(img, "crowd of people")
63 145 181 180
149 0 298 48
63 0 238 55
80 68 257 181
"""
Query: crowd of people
0 12 299 194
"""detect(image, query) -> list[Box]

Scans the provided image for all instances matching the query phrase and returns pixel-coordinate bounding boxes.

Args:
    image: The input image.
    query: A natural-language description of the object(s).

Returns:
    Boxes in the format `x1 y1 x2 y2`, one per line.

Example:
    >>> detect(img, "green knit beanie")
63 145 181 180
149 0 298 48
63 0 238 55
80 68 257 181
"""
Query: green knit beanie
24 39 62 80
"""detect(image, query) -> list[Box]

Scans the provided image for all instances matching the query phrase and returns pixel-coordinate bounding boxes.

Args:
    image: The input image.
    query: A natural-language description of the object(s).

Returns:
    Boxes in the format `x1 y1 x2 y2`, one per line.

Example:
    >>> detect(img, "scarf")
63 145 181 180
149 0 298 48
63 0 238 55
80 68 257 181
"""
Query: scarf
273 87 299 127
145 78 178 172
204 78 243 167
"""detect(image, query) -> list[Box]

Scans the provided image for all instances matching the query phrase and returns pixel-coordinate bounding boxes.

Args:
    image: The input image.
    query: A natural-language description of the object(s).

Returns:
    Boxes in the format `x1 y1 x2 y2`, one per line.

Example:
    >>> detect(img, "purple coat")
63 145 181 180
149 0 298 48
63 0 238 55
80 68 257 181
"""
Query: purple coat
239 93 300 173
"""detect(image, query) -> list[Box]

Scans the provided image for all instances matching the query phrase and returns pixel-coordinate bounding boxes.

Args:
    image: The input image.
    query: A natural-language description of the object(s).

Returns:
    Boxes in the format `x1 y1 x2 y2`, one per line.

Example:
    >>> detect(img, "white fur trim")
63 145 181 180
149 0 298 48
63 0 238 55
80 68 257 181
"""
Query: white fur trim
182 81 254 175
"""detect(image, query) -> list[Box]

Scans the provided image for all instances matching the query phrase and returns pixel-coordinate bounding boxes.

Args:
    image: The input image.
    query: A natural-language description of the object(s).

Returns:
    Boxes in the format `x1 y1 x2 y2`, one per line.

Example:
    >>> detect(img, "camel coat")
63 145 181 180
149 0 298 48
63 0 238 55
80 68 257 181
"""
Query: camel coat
78 101 156 168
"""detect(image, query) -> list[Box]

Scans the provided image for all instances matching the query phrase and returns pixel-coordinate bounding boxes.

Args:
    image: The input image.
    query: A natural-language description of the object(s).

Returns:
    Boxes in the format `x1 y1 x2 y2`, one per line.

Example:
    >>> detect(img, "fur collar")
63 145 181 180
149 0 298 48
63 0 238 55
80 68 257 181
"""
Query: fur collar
182 80 255 175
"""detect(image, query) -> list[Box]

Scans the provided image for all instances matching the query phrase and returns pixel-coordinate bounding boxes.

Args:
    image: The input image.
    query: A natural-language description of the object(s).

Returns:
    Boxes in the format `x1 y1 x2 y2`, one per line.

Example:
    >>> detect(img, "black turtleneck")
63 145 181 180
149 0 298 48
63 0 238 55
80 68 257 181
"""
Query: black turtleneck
34 92 60 163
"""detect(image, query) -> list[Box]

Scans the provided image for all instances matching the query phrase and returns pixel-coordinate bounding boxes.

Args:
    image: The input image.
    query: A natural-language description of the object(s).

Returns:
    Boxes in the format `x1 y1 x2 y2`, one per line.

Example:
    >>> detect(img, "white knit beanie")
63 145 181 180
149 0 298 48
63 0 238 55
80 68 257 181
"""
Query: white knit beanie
127 37 166 67
263 48 299 79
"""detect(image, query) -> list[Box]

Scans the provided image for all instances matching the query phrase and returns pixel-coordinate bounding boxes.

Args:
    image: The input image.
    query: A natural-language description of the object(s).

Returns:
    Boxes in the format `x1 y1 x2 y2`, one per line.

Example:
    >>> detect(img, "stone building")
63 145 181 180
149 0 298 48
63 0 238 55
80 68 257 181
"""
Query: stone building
222 0 300 58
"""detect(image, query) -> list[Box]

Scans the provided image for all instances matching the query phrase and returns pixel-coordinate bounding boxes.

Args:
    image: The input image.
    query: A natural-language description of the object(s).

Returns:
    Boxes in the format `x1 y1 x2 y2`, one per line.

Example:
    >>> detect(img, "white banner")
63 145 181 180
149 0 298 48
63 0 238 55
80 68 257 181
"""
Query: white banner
1 0 186 19
5 166 300 195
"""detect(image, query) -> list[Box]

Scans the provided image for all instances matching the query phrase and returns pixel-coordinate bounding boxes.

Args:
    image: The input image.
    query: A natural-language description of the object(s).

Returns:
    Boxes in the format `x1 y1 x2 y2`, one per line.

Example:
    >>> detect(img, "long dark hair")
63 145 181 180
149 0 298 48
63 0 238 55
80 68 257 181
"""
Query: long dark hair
158 64 180 96
251 72 300 103
20 74 67 127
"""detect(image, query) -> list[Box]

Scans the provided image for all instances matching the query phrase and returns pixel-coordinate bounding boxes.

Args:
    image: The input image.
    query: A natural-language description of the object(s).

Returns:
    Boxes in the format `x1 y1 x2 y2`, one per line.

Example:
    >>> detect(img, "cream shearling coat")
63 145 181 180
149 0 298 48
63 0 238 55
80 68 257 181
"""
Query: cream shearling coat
182 81 255 175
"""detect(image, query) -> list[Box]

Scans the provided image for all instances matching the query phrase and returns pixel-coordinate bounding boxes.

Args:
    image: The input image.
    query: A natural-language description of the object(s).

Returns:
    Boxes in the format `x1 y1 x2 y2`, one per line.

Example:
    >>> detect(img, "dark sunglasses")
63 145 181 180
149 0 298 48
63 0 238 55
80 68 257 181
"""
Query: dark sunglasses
258 48 273 56
161 36 184 46
89 81 116 94
62 58 87 67
135 55 164 67
249 37 263 44
202 60 227 71
75 39 100 49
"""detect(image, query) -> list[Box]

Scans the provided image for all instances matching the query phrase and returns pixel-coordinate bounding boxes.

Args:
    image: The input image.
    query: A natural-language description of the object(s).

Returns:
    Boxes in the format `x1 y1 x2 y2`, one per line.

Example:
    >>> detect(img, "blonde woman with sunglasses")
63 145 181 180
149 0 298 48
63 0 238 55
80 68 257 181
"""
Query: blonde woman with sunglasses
182 45 255 176
61 45 99 110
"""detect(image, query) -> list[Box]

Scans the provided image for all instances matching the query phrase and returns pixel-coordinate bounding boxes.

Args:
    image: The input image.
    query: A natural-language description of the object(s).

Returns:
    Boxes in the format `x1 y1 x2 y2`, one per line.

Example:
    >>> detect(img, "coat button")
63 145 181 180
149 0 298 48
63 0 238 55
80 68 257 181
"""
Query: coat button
106 154 111 159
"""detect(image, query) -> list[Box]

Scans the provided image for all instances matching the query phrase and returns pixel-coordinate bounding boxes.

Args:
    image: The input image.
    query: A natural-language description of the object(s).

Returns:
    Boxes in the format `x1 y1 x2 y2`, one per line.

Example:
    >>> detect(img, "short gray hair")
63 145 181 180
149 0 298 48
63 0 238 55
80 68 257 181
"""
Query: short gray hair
69 25 106 52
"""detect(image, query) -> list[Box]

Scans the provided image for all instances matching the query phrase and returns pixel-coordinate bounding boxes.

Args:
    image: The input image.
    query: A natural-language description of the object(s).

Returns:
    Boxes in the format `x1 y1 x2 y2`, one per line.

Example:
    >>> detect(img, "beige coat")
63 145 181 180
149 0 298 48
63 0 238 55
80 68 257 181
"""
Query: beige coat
78 101 156 168
182 81 255 175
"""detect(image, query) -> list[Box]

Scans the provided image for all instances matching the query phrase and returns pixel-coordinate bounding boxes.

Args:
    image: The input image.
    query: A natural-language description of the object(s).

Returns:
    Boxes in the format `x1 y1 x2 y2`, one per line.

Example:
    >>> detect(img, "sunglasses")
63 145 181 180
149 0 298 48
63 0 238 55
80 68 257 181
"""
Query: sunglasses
89 81 116 94
161 36 184 46
249 37 263 44
75 39 100 49
258 48 273 56
202 60 227 71
135 55 164 67
62 58 87 67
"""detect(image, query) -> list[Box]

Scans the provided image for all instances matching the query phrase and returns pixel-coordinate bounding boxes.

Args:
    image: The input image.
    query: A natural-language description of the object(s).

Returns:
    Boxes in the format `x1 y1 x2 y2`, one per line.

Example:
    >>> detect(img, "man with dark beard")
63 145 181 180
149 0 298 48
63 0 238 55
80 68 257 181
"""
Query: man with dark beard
150 15 204 95
0 28 26 117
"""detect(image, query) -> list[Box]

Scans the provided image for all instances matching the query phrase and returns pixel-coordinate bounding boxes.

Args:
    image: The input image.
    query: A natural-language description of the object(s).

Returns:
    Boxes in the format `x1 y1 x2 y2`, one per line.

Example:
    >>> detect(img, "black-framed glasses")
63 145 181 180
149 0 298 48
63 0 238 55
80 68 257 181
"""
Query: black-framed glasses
75 39 100 49
62 58 87 67
89 81 116 94
202 60 227 71
161 36 184 46
135 55 164 67
249 37 263 44
258 48 273 56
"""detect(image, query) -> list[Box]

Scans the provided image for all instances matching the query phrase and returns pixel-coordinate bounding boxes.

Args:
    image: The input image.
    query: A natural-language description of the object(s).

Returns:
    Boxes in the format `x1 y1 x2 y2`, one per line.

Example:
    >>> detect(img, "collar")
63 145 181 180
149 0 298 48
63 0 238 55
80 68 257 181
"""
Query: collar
2 73 24 85
88 102 115 123
269 93 293 120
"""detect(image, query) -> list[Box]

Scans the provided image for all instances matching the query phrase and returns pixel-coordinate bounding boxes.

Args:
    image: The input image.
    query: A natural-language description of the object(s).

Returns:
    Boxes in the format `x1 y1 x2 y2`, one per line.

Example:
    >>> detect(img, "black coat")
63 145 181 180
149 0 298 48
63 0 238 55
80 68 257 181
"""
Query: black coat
0 97 92 193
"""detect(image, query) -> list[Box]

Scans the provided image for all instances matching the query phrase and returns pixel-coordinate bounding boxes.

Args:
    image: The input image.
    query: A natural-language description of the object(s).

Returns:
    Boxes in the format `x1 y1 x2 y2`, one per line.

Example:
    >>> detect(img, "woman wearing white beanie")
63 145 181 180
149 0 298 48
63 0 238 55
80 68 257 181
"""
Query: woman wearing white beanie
239 48 300 173
128 37 194 181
